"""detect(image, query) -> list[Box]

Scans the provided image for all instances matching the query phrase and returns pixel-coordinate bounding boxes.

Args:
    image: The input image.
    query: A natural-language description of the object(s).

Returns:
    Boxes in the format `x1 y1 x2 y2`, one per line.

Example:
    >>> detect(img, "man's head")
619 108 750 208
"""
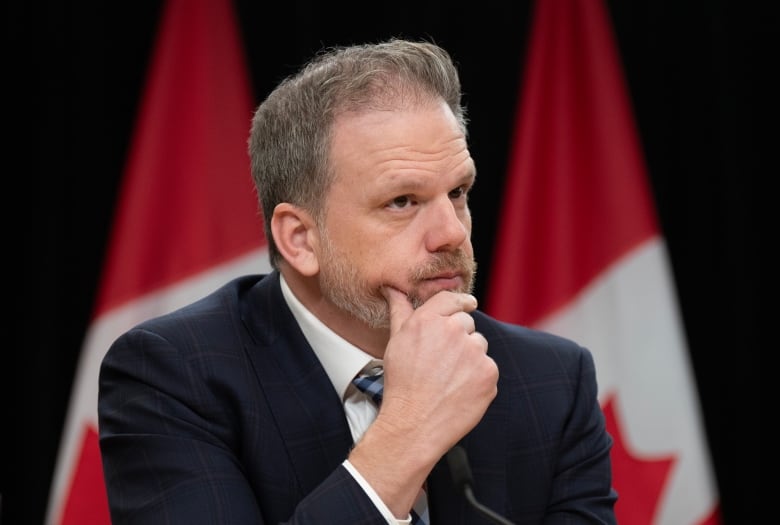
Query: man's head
248 38 476 332
249 38 468 265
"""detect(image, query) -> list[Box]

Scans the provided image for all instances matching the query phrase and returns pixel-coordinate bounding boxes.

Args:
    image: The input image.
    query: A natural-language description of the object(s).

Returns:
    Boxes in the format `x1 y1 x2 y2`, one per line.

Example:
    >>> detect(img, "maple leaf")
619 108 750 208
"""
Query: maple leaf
602 395 675 525
59 424 110 525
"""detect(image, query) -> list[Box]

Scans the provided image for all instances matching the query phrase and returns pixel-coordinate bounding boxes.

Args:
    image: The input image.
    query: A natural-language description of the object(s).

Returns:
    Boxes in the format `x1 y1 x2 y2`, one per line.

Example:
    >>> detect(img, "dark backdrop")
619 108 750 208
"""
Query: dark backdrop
3 1 759 524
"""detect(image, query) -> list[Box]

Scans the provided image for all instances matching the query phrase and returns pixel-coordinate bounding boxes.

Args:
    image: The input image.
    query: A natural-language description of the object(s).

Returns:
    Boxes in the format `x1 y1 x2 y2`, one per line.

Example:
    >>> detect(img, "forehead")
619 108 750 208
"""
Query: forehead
328 101 474 189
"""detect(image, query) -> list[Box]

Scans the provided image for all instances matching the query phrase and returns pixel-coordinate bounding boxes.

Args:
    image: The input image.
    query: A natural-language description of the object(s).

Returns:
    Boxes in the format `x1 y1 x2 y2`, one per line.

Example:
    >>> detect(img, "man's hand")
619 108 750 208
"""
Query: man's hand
348 287 498 518
378 286 497 454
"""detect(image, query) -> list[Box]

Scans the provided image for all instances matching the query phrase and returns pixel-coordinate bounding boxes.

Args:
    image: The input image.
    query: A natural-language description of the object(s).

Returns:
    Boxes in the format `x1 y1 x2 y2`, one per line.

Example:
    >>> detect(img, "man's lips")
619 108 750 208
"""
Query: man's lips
420 272 463 289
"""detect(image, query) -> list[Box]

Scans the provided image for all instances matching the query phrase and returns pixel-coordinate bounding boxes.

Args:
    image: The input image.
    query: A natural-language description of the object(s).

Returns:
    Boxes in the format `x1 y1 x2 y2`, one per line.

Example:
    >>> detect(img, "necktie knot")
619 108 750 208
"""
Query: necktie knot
352 366 384 405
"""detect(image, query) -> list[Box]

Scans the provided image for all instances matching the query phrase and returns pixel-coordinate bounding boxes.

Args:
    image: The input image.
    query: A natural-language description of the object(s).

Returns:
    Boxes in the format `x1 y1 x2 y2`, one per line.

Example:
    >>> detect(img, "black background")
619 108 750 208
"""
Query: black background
3 1 759 524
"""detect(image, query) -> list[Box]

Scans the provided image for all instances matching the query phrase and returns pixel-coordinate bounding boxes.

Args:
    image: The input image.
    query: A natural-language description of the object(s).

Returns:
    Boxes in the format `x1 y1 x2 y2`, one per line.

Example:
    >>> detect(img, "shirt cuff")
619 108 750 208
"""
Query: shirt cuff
342 459 412 524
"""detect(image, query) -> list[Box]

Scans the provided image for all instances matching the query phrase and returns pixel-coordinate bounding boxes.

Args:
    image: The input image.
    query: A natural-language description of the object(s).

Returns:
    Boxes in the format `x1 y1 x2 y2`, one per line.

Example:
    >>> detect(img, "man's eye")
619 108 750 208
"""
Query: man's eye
388 195 412 209
449 186 467 200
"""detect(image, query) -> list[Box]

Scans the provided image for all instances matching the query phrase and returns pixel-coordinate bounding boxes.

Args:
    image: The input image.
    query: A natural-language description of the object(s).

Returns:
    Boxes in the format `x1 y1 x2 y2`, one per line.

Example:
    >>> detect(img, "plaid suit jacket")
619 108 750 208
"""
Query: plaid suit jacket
98 271 616 524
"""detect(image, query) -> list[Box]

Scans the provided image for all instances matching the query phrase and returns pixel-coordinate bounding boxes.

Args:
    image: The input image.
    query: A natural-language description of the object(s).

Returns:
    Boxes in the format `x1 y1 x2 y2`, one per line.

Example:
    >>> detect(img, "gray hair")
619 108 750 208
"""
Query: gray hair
248 38 468 268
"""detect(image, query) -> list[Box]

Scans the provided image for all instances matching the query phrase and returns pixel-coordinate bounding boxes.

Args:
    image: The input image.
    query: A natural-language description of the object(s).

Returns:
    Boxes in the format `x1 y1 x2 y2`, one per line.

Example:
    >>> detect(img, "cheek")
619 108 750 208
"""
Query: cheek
331 232 397 281
361 250 407 290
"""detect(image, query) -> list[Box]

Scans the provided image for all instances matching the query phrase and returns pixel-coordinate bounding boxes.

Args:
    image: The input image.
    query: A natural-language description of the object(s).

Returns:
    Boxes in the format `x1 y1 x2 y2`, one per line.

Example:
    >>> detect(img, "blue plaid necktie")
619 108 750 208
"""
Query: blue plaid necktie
352 366 429 525
352 366 385 405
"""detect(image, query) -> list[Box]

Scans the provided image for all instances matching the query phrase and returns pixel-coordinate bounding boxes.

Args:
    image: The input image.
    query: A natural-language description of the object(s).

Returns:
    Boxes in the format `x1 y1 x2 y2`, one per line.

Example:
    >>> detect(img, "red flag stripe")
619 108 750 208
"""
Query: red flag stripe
95 0 264 317
47 1 266 523
484 0 721 523
486 0 657 326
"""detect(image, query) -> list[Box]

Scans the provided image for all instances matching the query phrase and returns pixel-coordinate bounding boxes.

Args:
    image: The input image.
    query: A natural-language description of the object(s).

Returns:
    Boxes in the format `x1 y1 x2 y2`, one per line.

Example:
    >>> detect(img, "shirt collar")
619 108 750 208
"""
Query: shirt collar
279 274 380 400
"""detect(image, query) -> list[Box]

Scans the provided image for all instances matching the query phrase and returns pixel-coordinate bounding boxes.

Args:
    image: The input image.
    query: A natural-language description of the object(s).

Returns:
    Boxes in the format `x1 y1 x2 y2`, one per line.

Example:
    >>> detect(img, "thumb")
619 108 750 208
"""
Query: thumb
381 286 414 335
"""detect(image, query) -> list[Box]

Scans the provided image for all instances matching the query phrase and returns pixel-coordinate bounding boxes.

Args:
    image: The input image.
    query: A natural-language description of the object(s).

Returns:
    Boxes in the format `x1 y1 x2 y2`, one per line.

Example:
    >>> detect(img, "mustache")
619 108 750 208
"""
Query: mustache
409 249 476 283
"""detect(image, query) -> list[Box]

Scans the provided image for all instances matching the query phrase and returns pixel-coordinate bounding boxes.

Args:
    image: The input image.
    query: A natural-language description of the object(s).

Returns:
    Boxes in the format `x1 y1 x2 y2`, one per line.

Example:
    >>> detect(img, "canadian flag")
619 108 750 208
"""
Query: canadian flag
485 0 721 524
45 0 270 523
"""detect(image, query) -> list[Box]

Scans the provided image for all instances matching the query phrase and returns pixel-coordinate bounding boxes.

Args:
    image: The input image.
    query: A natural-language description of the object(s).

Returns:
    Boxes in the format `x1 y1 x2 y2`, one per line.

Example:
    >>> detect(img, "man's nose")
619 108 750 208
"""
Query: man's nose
423 197 469 252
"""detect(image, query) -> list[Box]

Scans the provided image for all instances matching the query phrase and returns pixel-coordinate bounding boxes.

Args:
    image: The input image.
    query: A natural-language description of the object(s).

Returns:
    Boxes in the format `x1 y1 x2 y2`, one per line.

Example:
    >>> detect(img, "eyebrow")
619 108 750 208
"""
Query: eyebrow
383 168 476 193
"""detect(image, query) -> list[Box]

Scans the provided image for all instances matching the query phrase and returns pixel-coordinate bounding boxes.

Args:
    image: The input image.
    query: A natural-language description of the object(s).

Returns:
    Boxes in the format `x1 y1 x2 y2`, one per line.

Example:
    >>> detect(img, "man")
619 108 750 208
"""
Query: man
98 38 617 524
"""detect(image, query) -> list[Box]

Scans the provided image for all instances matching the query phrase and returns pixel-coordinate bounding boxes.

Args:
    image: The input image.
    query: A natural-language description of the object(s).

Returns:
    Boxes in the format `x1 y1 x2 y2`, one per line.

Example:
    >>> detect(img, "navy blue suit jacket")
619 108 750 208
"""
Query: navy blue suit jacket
98 271 617 524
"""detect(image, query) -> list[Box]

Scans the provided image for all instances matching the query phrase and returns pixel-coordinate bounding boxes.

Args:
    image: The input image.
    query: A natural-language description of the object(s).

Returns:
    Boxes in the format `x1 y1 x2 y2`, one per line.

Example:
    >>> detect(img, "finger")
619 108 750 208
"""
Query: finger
460 293 478 314
381 286 415 335
425 290 478 317
454 311 476 333
472 331 489 352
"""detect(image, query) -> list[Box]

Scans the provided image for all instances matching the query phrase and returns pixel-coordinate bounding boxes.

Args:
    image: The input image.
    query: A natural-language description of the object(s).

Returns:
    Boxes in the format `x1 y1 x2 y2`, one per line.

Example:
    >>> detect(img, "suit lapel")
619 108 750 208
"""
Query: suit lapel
240 272 354 495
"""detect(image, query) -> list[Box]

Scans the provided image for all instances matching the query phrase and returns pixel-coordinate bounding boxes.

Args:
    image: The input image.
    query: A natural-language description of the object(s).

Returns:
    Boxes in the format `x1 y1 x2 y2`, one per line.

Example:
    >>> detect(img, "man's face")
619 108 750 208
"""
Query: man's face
316 100 476 328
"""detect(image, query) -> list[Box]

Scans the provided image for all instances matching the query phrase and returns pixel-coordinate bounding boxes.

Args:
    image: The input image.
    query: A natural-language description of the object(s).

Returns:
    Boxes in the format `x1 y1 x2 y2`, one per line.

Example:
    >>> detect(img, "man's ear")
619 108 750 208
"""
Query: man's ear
270 203 320 276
